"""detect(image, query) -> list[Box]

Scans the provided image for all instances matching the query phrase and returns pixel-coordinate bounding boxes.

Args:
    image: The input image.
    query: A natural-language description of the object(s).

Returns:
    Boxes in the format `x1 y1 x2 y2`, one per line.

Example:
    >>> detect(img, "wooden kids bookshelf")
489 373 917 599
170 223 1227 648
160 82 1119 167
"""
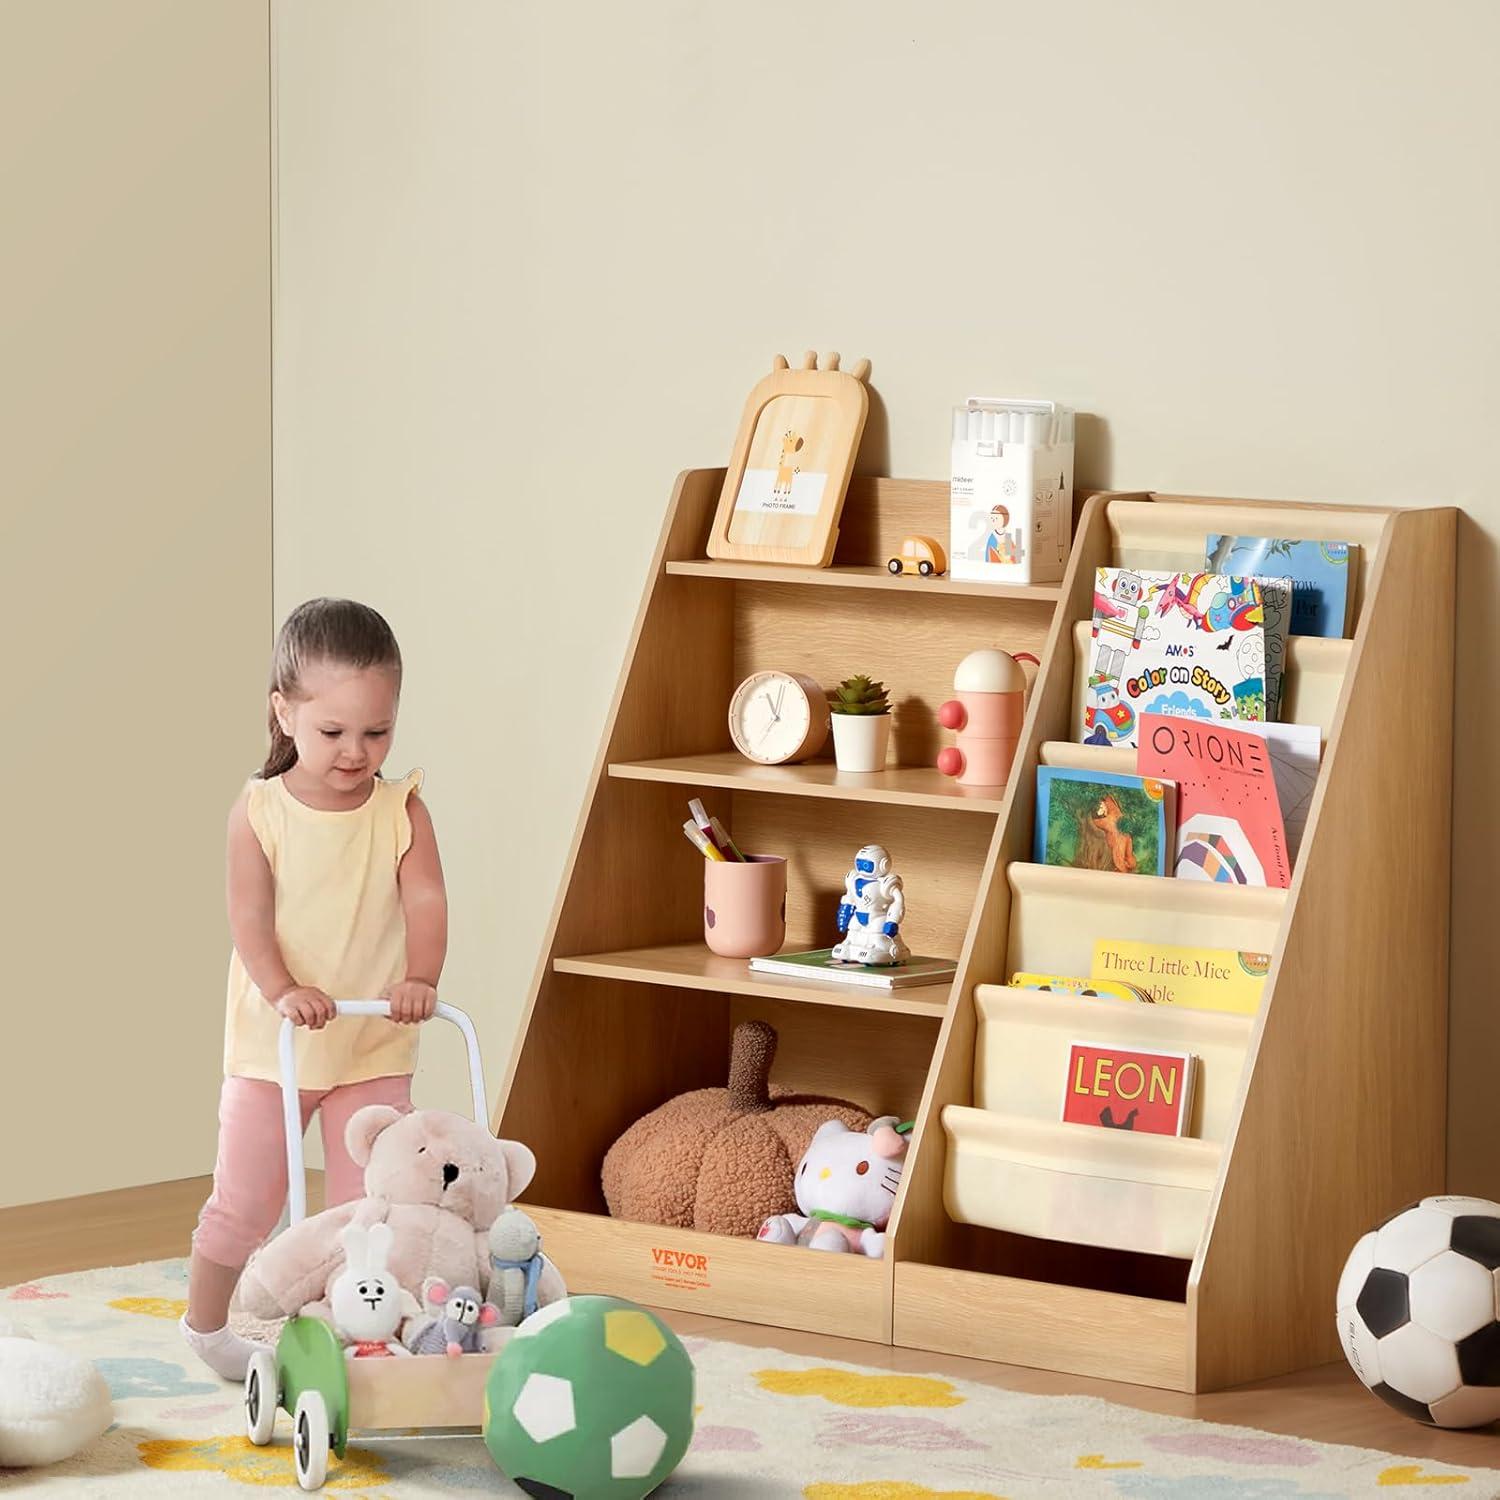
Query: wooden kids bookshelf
892 492 1455 1391
496 471 1455 1390
495 467 1059 1343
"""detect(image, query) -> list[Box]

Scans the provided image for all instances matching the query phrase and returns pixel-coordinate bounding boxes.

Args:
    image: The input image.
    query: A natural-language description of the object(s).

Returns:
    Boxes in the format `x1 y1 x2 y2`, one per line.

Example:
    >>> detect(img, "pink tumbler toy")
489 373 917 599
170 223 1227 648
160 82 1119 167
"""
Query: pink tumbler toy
936 649 1040 787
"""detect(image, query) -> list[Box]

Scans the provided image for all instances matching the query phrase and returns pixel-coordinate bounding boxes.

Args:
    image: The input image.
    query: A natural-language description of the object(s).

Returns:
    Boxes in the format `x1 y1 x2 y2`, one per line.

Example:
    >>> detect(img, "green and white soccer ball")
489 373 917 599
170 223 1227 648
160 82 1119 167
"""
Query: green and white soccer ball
483 1295 695 1498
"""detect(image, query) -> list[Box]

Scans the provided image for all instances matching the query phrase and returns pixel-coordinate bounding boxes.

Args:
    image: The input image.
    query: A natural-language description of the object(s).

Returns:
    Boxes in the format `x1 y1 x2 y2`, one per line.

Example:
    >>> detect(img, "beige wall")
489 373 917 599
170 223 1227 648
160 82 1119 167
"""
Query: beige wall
273 3 1498 1190
1 5 271 1206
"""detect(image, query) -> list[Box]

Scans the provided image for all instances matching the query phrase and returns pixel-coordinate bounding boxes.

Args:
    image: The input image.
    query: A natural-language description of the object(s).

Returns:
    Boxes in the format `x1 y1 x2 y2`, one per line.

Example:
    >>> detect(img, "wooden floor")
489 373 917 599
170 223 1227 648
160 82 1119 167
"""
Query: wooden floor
4 1178 1499 1472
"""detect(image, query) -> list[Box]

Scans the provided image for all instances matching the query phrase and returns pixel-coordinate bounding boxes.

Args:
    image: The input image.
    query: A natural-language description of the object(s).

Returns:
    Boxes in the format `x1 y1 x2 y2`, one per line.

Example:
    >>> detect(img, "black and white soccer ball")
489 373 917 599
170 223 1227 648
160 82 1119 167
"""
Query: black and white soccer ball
1337 1196 1500 1428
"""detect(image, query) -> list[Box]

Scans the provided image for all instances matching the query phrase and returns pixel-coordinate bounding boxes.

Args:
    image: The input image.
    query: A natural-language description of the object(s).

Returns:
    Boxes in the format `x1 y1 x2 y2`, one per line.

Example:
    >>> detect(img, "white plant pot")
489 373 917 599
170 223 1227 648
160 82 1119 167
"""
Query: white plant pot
831 713 891 773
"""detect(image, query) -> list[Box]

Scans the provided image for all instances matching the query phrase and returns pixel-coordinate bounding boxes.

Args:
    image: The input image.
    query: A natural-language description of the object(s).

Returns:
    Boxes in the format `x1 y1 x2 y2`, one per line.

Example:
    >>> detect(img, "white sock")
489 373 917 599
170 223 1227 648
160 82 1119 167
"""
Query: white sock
179 1314 258 1381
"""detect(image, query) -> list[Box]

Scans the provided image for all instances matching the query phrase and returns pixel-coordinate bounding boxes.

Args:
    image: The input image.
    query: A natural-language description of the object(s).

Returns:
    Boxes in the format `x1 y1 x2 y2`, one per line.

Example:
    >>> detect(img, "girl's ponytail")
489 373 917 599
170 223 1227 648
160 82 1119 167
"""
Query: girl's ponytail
261 704 299 780
257 598 402 780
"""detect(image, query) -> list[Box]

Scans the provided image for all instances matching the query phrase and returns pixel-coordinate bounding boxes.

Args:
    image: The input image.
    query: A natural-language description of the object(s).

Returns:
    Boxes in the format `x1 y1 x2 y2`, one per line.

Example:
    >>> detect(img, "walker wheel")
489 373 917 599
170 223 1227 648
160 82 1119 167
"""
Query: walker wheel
293 1389 330 1490
244 1349 278 1445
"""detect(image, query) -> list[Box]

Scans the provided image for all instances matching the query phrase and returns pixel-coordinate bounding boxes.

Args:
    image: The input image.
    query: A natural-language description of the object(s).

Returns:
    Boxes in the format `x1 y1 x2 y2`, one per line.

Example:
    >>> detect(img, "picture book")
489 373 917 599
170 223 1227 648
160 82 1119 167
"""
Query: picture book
1236 720 1321 864
1256 575 1292 720
1062 1041 1196 1135
1091 938 1270 1013
1084 569 1269 750
748 948 956 990
1137 713 1291 888
1011 972 1157 1003
1205 535 1357 638
1034 767 1175 877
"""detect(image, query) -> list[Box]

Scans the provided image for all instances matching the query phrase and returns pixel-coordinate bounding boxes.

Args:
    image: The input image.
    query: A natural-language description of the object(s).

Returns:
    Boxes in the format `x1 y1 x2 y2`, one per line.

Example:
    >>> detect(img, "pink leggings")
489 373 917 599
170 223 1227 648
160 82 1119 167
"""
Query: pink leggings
192 1073 412 1268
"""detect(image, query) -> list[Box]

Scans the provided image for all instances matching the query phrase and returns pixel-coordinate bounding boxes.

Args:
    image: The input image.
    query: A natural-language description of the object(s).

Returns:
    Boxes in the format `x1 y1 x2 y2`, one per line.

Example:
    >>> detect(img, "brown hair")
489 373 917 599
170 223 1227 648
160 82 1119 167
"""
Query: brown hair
261 598 402 779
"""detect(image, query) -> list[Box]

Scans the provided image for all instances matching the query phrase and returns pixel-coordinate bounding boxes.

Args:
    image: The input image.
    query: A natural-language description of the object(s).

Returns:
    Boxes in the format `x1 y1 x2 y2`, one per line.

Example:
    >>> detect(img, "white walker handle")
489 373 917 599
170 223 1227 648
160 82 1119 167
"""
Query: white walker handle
278 1000 488 1225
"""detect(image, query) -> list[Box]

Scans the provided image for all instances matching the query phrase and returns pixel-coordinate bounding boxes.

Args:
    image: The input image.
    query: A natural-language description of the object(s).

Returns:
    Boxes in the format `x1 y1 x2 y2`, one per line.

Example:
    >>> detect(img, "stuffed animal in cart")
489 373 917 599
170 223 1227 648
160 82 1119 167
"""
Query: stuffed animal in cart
487 1206 546 1326
406 1279 500 1357
757 1116 910 1258
237 1107 566 1338
329 1222 415 1359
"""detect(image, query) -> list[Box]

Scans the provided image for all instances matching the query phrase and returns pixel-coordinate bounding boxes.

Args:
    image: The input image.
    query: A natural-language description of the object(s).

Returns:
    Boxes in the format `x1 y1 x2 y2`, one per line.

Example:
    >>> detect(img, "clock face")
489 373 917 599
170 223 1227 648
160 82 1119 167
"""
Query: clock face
729 671 827 765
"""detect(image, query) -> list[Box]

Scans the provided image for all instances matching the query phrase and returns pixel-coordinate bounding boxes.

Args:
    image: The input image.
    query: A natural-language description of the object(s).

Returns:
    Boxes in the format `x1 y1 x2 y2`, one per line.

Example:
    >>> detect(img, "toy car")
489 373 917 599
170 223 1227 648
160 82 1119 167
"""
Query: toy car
245 999 503 1490
887 535 947 577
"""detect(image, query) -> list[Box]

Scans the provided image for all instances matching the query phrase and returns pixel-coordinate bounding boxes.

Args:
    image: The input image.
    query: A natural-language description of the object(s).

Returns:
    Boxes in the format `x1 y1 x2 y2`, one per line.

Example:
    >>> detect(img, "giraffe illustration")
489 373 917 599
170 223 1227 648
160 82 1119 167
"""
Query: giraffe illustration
772 430 804 501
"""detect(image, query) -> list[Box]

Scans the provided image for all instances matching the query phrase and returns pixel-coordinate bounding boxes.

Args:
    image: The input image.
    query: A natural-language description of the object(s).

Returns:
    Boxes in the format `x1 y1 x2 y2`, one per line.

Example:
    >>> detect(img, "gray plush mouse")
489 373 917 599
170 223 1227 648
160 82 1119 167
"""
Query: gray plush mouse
404 1277 499 1357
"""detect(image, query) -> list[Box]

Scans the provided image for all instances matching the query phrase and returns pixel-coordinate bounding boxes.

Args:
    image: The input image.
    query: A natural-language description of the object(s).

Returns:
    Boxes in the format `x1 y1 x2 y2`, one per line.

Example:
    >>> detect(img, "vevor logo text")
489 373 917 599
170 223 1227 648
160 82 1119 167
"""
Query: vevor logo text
651 1247 709 1272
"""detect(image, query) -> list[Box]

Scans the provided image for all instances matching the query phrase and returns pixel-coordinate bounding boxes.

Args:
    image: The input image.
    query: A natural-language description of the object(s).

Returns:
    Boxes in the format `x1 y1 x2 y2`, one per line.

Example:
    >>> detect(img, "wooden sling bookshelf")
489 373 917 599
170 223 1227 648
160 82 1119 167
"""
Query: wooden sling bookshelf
495 467 1455 1392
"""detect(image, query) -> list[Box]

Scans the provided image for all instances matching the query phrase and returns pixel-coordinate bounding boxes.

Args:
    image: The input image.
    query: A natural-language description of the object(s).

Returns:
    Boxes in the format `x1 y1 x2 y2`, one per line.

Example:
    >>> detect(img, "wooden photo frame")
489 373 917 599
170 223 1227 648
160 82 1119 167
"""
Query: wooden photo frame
706 351 870 567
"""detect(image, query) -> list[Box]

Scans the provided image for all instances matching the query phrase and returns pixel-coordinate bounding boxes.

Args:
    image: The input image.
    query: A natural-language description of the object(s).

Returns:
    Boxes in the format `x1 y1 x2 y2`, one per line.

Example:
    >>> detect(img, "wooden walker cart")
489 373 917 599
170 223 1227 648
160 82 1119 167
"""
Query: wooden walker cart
243 1000 503 1490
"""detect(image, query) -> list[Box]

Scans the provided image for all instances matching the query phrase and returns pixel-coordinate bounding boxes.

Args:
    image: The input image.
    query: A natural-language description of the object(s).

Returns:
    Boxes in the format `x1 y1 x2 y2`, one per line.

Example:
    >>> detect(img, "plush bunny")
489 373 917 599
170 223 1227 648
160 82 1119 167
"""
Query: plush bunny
328 1222 416 1359
405 1279 499 1357
756 1115 909 1258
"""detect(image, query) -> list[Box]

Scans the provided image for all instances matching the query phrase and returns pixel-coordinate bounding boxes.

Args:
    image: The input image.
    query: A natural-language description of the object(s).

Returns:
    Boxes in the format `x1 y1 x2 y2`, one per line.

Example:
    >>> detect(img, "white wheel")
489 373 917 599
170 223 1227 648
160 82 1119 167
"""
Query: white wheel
293 1389 329 1491
244 1349 278 1445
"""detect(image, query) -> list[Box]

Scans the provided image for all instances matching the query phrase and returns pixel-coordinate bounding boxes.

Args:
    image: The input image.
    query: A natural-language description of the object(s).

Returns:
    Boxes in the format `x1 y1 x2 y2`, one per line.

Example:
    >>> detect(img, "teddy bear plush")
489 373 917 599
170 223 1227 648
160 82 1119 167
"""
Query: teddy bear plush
236 1105 565 1342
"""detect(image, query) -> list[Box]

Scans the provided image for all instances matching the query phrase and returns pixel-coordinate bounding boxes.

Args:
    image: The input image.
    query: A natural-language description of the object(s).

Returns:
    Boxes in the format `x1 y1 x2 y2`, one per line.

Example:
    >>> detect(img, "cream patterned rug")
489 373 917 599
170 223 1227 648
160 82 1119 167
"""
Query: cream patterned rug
3 1260 1495 1497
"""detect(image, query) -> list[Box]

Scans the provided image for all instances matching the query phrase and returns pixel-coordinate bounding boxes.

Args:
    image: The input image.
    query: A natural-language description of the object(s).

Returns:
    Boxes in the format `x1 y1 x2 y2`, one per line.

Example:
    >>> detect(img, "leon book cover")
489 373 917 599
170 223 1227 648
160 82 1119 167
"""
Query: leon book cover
1062 1041 1197 1135
1034 767 1175 876
1137 712 1291 888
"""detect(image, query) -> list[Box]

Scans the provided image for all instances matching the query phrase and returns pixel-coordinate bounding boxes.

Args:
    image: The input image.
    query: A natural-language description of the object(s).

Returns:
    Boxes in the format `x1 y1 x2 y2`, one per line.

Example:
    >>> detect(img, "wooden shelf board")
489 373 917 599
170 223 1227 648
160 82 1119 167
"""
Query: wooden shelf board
554 942 952 1018
608 751 1007 813
666 557 1063 603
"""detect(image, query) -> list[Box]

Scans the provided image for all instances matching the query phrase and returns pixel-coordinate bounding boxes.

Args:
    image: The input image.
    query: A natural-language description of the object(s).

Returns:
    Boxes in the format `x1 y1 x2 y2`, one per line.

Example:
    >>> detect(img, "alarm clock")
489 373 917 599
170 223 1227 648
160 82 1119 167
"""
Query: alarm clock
728 670 830 765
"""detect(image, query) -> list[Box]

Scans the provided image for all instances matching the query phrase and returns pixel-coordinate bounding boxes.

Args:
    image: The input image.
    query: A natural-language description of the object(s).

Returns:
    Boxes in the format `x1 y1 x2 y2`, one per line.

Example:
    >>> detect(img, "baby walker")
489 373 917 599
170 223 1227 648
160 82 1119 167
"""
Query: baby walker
244 1000 497 1491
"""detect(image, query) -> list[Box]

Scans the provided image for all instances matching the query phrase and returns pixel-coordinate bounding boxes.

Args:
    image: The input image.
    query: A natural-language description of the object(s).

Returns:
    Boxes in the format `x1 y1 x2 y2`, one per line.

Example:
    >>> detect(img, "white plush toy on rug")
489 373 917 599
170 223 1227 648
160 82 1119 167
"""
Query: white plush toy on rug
0 1314 113 1468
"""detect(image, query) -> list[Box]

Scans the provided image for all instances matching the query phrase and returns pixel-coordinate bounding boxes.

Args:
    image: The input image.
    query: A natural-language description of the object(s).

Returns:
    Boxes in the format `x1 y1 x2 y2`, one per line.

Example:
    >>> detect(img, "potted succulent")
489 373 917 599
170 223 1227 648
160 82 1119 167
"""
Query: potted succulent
829 674 892 773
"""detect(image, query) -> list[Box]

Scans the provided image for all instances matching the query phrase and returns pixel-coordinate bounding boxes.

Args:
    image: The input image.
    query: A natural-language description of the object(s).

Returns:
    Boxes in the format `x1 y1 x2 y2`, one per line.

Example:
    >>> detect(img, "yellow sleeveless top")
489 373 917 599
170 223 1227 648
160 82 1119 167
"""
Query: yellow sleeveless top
223 768 424 1090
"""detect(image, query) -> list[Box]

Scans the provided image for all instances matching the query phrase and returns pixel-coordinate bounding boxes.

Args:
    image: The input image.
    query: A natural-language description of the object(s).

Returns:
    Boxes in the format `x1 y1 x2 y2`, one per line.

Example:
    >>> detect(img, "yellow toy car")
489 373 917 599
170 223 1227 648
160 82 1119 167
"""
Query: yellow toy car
887 534 948 577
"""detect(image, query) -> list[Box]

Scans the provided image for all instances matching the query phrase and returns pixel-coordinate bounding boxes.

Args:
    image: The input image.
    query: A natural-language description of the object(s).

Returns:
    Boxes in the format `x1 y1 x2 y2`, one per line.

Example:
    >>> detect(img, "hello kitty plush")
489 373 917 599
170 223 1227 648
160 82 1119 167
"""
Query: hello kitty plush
328 1222 417 1359
756 1116 909 1258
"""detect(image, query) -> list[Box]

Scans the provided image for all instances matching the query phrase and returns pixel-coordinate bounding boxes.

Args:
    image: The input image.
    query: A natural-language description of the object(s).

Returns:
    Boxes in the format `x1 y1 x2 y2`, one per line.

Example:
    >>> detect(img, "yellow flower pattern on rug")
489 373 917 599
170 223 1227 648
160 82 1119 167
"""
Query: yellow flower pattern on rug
1377 1467 1471 1486
754 1367 963 1409
1076 1452 1143 1469
111 1295 189 1320
138 1434 388 1488
805 1485 1005 1500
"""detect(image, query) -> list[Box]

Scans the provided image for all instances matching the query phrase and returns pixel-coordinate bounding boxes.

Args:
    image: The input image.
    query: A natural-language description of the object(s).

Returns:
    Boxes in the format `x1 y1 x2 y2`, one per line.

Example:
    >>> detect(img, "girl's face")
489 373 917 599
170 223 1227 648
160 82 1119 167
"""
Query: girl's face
272 660 399 800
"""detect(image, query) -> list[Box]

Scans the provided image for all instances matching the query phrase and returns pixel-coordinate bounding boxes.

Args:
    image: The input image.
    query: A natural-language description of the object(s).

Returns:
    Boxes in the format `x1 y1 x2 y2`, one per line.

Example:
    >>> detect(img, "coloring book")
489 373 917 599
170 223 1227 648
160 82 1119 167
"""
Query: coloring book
1083 568 1269 750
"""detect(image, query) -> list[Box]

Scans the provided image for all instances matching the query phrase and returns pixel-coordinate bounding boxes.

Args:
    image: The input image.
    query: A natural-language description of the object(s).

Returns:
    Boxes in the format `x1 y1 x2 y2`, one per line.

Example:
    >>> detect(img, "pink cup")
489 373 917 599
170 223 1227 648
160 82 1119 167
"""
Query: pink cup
704 855 787 959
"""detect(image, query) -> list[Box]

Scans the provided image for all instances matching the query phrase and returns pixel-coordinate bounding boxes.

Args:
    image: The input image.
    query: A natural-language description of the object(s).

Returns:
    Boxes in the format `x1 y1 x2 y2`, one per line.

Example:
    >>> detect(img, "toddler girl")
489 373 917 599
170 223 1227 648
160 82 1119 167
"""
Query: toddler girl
181 598 447 1378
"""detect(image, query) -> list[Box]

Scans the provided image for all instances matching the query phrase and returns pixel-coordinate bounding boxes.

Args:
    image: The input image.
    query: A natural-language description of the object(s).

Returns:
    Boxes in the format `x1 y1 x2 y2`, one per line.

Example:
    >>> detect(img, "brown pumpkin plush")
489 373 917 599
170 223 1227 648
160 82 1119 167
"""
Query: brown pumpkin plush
601 1020 872 1237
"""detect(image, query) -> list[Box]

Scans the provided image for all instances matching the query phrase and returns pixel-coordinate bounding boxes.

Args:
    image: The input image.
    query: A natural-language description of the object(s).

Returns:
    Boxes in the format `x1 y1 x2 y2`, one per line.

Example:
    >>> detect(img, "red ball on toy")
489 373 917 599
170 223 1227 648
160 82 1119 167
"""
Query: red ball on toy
937 701 966 730
936 747 964 776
